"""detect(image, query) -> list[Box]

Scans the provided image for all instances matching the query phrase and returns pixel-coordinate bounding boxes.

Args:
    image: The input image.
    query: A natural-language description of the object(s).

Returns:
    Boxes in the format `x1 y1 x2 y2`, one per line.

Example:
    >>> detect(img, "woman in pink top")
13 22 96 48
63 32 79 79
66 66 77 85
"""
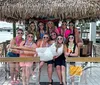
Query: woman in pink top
57 21 71 41
69 21 83 47
19 33 37 85
7 29 24 85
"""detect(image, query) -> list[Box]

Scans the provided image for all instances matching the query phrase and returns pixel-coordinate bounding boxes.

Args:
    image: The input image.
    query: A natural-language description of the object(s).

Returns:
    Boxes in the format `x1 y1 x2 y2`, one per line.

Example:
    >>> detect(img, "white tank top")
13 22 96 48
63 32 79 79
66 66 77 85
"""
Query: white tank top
50 43 63 57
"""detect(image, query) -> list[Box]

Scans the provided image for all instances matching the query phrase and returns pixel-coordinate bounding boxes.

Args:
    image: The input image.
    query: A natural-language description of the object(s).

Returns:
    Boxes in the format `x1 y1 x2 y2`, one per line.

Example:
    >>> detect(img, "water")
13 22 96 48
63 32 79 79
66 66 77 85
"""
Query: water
0 31 25 43
0 31 13 43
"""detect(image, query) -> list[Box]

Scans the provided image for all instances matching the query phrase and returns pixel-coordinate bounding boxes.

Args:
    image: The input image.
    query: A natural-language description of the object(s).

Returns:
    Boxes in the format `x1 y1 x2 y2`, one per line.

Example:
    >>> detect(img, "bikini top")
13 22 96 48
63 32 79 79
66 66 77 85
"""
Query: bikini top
24 40 33 47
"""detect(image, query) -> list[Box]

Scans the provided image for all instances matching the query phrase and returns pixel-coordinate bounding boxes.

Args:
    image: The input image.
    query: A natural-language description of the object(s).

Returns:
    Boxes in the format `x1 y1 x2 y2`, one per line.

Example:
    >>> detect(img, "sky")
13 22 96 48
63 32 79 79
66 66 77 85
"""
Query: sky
0 20 100 28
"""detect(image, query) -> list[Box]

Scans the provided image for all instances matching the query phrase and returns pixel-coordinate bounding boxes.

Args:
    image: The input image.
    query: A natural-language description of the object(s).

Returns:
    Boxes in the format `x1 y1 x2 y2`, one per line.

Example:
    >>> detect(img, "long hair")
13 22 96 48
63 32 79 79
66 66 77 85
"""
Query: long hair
28 21 36 33
38 22 45 32
46 21 55 34
55 35 63 52
50 31 57 40
69 21 77 42
66 34 76 47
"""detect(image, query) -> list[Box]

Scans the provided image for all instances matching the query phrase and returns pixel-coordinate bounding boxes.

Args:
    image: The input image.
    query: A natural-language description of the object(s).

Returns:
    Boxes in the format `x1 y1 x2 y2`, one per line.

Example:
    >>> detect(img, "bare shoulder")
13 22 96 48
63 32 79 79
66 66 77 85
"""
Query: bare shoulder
10 37 16 44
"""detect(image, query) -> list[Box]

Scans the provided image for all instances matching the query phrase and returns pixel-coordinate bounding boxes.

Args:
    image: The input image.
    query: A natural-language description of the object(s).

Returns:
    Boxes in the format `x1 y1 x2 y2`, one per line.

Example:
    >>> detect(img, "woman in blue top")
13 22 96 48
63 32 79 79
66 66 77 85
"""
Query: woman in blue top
37 22 46 39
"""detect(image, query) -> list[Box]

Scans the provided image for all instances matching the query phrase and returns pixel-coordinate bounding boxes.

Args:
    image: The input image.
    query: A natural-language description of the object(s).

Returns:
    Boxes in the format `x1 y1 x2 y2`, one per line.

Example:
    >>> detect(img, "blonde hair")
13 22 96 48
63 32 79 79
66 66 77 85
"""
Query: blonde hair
46 21 55 33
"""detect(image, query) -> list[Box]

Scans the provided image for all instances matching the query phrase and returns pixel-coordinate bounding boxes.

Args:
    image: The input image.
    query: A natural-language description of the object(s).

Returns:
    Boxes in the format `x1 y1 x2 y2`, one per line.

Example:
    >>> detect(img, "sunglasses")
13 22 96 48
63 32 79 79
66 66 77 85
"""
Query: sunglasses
51 34 56 36
39 24 43 26
62 24 67 26
28 36 33 38
48 22 53 24
69 24 74 26
57 38 63 40
18 32 23 34
43 36 49 39
69 36 74 39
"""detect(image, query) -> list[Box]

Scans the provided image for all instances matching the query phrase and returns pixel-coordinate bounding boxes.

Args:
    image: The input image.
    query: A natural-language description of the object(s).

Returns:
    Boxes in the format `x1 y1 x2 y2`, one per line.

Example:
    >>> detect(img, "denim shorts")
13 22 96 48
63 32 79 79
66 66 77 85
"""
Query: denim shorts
7 52 19 57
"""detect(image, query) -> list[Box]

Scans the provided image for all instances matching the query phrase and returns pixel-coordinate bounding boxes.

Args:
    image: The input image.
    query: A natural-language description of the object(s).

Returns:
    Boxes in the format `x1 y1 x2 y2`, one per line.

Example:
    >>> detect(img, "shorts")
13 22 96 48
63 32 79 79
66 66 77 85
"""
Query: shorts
55 53 66 67
47 60 54 65
7 52 19 57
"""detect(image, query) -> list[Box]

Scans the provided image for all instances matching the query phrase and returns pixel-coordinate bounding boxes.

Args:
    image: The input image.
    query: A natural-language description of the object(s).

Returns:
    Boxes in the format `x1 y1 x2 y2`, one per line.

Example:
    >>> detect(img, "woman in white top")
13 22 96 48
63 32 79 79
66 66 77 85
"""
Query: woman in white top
36 35 63 61
35 35 64 85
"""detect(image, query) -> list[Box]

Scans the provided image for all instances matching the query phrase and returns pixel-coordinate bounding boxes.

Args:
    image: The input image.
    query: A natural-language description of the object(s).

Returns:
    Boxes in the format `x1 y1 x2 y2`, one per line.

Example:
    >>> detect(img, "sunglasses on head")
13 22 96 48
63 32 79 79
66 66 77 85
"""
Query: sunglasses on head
18 32 23 34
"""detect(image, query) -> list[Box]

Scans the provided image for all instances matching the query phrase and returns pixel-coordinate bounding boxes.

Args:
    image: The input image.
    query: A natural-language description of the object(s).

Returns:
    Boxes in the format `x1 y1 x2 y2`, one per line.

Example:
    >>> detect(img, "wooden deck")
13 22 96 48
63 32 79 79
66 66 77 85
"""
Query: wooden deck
0 63 100 85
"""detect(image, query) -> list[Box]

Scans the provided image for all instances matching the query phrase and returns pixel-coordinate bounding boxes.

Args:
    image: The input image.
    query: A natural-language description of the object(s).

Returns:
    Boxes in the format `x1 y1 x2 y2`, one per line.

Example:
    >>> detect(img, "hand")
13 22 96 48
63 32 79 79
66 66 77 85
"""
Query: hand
53 56 58 59
10 45 15 49
65 52 70 56
9 48 12 52
34 52 38 57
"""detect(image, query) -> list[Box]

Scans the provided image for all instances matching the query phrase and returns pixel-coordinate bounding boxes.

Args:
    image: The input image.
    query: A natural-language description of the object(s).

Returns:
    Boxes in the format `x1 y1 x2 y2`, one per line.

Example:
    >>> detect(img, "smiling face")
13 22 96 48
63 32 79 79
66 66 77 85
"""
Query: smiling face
50 32 57 40
43 34 49 42
17 29 23 38
61 22 67 29
47 21 54 28
38 22 44 30
27 34 33 41
30 23 35 31
69 22 74 29
57 36 63 44
68 35 74 42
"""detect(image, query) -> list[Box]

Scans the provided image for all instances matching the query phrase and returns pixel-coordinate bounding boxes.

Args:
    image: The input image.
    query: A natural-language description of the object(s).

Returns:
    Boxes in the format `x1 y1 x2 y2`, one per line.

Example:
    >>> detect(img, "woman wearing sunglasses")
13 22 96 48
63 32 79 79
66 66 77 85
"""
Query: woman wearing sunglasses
7 28 24 85
69 21 83 47
47 32 57 85
36 35 64 85
36 33 50 84
54 35 66 85
46 21 59 35
57 20 71 42
37 22 46 39
64 34 78 85
27 22 37 42
19 32 37 85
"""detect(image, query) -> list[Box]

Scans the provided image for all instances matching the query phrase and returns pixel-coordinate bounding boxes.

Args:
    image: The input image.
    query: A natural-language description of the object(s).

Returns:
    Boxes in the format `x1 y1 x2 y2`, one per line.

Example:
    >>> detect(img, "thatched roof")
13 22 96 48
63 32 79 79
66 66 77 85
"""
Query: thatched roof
0 0 100 21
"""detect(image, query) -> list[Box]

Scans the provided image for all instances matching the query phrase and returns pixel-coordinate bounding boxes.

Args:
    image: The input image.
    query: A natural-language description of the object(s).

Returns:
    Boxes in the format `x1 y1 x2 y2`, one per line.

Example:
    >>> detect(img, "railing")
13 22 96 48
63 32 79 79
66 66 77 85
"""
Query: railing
93 43 100 56
0 57 40 62
0 57 40 85
66 57 100 62
0 40 10 57
0 40 100 85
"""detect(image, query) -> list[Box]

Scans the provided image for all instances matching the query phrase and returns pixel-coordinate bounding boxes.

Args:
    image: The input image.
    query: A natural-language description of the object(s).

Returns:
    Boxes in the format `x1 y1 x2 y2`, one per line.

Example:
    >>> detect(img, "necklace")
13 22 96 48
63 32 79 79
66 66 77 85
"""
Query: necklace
68 43 74 52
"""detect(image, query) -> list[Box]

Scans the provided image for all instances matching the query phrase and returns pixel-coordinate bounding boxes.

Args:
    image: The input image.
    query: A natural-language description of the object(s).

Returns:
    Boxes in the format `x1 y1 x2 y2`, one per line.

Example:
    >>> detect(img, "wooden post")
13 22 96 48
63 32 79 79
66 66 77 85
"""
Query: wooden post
13 22 16 38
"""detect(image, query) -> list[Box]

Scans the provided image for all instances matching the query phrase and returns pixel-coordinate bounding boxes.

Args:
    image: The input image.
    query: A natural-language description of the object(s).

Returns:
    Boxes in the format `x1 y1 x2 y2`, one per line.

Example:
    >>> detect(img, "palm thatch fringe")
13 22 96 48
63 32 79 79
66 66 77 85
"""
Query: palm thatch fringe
0 0 100 21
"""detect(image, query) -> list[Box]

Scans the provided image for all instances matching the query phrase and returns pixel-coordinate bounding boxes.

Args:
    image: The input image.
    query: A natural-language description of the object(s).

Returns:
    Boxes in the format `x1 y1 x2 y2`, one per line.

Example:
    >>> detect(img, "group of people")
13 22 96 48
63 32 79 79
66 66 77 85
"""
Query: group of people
7 20 83 85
